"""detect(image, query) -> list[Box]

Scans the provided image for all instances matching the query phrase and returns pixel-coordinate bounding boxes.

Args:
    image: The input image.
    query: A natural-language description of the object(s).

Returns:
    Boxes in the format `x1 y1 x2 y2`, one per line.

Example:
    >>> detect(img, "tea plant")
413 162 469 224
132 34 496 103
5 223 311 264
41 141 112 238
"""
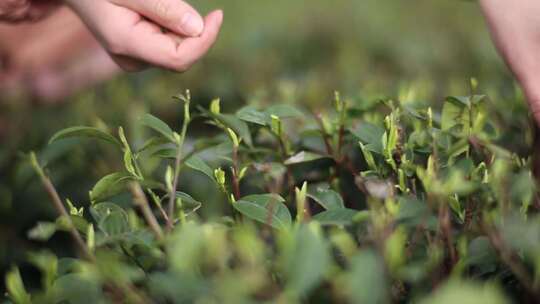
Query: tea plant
5 88 540 303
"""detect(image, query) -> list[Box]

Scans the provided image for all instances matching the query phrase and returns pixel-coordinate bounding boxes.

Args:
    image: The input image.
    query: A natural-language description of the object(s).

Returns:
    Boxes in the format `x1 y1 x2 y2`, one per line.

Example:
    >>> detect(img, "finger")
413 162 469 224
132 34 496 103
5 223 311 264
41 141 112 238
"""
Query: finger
113 0 204 37
123 10 223 72
525 94 540 127
519 79 540 126
111 54 148 72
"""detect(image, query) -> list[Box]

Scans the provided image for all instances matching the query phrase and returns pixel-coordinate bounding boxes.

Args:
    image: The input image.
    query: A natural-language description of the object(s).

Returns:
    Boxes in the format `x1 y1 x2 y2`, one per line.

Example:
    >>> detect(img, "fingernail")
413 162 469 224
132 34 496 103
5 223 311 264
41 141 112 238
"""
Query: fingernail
181 12 204 36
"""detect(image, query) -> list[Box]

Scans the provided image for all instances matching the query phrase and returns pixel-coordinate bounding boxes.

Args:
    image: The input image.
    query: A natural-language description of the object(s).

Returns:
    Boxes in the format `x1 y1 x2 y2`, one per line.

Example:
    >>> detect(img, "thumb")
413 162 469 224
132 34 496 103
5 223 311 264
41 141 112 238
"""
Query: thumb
113 0 204 37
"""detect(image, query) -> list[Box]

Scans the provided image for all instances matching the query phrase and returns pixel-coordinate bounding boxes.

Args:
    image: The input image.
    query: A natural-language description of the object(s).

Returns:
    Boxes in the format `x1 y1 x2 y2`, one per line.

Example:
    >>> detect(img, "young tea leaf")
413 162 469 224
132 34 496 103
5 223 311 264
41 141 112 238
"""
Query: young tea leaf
90 172 136 203
49 126 122 148
284 151 329 165
5 267 32 304
27 222 57 241
140 114 177 143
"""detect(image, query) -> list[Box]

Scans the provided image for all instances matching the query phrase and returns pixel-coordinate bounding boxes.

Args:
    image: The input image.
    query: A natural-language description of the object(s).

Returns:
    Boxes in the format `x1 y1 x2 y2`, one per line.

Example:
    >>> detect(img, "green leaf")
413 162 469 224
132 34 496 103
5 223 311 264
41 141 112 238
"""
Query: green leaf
419 280 509 304
27 251 58 290
49 126 121 148
55 215 90 235
265 104 303 118
90 202 130 236
344 251 388 304
200 107 253 147
99 210 130 236
397 196 436 230
236 106 268 125
185 155 215 182
27 222 57 241
170 191 202 215
150 146 178 159
90 172 135 203
282 223 330 296
53 274 102 304
284 151 329 165
307 186 344 210
233 194 291 229
136 137 170 154
123 149 137 177
350 122 385 154
217 114 253 147
140 113 176 143
90 202 127 223
5 267 32 304
312 208 358 225
466 237 497 274
441 97 470 133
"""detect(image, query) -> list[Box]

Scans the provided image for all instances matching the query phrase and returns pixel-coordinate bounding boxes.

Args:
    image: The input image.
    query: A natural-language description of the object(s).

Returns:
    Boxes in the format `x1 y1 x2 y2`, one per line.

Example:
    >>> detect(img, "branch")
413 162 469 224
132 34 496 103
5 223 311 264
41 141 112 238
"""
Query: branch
30 153 94 262
130 183 164 241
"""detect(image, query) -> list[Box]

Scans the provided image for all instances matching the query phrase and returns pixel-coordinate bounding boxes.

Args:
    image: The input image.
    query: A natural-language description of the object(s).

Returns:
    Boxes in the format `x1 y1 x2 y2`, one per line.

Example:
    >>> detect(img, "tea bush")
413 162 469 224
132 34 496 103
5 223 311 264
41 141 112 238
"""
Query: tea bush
5 85 540 303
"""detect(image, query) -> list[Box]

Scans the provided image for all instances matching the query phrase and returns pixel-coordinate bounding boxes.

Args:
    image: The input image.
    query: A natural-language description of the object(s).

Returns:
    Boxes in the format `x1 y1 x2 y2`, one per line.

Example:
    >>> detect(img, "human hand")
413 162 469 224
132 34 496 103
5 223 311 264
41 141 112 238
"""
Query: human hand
480 0 540 125
0 7 120 102
64 0 223 72
0 0 60 23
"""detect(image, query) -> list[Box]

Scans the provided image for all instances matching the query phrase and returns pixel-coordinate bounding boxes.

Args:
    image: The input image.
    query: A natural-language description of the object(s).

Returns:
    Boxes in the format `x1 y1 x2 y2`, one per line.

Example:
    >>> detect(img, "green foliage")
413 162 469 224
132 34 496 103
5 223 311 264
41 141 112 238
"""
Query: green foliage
5 89 540 304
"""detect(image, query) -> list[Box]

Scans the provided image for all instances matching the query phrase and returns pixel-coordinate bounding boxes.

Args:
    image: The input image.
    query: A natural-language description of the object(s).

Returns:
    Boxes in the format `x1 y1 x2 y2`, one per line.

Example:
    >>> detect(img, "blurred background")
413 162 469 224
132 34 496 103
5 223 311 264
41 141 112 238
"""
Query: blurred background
0 0 530 287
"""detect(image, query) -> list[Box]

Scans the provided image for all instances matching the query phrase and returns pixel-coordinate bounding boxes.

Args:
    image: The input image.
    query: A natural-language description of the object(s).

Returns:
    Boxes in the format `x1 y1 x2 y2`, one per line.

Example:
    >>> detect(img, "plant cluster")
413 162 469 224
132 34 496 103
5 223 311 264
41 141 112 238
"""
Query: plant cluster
4 87 540 303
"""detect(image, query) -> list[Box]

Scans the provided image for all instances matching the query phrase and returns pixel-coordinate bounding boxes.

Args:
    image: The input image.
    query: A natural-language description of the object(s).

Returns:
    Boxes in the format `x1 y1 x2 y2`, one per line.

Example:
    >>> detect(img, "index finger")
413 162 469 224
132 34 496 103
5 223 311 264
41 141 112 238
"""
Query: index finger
122 10 223 72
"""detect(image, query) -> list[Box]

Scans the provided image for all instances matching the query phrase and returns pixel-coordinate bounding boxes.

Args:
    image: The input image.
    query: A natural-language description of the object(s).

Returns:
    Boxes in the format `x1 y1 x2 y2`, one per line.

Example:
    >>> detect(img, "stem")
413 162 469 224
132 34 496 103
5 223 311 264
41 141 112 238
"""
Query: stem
273 131 296 196
166 107 190 232
313 112 334 156
31 155 154 303
147 188 169 223
231 146 241 200
439 202 457 266
30 153 94 261
336 124 345 161
130 183 164 241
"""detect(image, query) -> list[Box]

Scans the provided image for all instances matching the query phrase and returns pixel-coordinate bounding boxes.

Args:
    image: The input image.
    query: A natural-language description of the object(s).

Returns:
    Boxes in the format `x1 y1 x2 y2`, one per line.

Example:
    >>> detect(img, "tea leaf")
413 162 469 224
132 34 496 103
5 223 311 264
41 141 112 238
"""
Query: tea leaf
90 172 136 203
171 191 202 215
282 223 329 296
284 151 329 165
140 114 177 143
344 251 388 304
201 107 253 147
5 267 31 304
350 122 385 154
236 106 268 125
233 194 291 229
420 280 509 304
27 222 57 241
53 274 102 304
312 208 358 225
185 155 215 182
265 104 303 118
307 187 345 210
49 126 122 148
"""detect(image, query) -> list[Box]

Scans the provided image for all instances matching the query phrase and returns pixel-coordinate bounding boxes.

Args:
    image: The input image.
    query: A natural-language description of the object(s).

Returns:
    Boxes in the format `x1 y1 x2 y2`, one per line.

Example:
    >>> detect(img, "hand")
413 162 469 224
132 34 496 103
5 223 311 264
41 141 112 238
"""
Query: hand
0 7 120 101
0 0 60 23
480 0 540 125
64 0 223 72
